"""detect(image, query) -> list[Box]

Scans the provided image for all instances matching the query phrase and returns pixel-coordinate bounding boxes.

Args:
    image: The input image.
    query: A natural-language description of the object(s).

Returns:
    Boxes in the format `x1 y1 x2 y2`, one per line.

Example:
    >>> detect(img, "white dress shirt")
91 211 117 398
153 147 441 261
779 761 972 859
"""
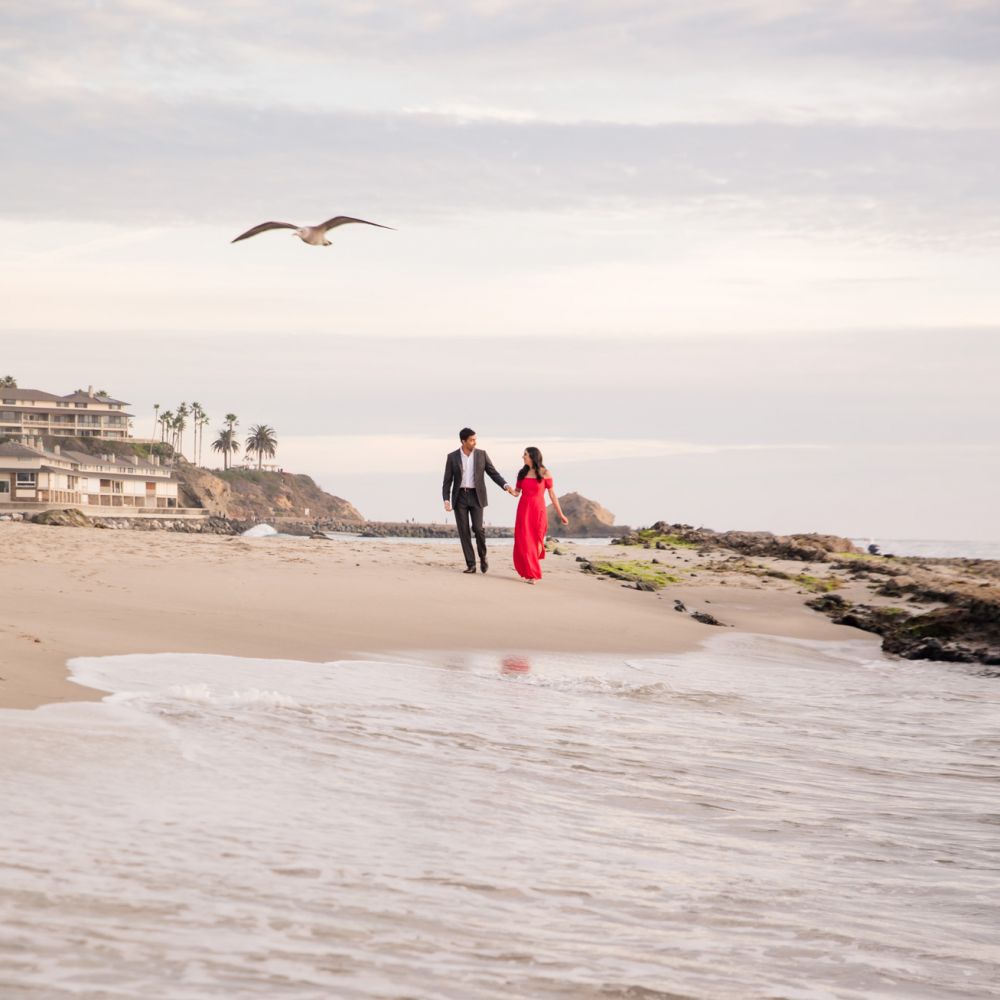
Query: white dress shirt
460 448 475 488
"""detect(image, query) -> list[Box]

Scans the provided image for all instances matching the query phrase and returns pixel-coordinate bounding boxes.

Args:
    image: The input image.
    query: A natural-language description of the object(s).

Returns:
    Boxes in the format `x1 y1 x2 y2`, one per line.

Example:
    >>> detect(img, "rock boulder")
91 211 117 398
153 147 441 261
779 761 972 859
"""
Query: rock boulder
31 508 93 528
547 492 624 537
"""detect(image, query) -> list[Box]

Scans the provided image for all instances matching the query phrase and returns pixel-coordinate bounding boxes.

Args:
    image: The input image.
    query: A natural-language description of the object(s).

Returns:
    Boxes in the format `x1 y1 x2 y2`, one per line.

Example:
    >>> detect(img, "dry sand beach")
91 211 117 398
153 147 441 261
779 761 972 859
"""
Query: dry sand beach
0 522 870 711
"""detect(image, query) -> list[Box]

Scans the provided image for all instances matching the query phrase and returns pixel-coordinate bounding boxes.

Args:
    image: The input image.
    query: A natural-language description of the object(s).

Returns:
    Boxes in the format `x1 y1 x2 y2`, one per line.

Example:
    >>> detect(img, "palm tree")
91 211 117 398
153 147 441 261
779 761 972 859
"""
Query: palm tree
224 414 239 467
152 403 160 441
1 375 17 388
159 410 174 444
175 402 189 459
199 412 210 465
170 414 181 451
211 428 240 470
245 424 278 470
190 402 205 464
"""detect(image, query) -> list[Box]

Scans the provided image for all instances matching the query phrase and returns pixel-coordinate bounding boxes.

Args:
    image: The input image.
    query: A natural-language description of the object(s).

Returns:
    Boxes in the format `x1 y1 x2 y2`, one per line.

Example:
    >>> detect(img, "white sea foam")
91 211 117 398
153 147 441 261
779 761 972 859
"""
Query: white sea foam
241 522 278 537
2 636 998 999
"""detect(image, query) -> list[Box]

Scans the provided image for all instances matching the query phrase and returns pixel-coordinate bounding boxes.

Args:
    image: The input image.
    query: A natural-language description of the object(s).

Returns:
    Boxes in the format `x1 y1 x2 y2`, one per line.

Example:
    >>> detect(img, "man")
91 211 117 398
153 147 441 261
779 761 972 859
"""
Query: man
442 427 515 574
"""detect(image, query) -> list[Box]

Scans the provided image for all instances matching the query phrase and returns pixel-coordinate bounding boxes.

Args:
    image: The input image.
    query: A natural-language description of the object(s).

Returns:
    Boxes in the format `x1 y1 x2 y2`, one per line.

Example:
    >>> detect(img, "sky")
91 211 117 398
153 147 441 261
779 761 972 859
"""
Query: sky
2 1 998 538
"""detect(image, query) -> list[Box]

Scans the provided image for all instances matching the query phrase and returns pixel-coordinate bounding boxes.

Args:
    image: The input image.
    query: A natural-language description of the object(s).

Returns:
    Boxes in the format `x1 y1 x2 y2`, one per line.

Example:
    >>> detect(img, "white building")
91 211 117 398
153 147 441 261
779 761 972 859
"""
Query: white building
0 441 179 510
0 386 132 441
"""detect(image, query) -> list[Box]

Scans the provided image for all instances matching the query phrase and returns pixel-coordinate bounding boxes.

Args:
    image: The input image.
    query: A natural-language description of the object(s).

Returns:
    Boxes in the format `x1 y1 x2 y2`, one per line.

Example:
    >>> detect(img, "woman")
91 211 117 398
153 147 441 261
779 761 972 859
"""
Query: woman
512 447 568 583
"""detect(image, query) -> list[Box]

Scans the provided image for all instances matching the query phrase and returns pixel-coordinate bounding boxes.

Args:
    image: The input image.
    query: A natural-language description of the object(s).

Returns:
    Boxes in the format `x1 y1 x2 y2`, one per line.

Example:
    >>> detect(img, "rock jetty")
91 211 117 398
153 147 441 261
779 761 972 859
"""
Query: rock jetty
275 519 515 539
25 509 247 534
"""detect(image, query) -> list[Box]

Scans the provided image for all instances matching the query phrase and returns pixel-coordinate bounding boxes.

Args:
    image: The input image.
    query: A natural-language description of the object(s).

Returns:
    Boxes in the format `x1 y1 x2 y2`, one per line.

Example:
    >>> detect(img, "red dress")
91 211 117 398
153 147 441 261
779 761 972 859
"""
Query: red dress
513 476 552 580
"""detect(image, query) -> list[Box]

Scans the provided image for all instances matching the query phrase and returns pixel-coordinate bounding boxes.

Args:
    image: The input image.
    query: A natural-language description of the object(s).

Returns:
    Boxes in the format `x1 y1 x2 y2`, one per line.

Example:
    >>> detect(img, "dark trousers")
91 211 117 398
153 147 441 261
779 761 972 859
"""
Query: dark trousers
455 489 487 568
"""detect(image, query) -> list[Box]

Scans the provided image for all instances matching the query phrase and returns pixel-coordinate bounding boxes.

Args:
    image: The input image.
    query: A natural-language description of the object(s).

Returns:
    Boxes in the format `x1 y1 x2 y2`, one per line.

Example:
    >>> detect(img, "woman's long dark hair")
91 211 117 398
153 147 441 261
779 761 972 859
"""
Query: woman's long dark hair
517 446 547 484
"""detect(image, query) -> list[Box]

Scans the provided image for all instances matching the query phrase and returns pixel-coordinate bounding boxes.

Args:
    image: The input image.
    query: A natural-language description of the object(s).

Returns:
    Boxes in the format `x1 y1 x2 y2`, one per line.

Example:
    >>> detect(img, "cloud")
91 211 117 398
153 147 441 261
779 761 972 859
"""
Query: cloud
2 91 997 250
7 2 998 67
3 1 999 129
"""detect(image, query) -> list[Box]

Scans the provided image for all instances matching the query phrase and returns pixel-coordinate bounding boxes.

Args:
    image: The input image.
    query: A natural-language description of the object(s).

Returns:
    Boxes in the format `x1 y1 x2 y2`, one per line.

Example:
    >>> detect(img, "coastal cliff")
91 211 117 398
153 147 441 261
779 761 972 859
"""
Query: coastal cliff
177 466 364 523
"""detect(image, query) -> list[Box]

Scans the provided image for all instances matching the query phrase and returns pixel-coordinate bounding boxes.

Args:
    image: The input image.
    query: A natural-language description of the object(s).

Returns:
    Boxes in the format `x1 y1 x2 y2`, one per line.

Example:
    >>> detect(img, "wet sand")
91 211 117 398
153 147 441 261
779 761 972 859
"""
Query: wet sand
0 523 871 710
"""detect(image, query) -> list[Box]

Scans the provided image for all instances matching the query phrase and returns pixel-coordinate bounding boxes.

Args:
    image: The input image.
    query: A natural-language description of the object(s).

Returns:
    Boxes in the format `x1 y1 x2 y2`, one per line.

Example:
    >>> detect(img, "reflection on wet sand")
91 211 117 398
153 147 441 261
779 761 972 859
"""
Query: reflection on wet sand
501 655 532 675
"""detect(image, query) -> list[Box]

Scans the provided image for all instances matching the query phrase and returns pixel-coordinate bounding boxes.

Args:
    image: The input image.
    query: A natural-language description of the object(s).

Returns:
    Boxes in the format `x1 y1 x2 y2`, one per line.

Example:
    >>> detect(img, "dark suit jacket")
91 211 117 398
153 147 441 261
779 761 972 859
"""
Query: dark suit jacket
443 448 508 508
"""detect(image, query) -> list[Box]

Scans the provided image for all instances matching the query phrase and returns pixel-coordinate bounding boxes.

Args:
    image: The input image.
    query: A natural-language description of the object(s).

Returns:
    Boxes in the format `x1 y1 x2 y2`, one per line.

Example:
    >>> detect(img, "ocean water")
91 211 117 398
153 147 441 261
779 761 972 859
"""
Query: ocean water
2 636 998 1000
240 523 1000 560
851 538 1000 560
310 531 1000 558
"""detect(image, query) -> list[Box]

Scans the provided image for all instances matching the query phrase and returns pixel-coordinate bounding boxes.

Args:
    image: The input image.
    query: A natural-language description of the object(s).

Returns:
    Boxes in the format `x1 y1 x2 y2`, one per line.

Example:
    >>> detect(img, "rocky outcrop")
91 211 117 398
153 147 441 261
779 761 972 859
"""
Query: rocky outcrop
615 522 858 561
31 508 93 527
547 493 625 537
807 592 1000 666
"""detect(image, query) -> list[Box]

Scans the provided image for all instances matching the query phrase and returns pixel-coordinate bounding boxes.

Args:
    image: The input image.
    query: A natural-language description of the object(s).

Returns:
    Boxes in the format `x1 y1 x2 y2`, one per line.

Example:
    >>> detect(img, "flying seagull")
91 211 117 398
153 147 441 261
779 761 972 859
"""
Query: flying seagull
231 215 395 246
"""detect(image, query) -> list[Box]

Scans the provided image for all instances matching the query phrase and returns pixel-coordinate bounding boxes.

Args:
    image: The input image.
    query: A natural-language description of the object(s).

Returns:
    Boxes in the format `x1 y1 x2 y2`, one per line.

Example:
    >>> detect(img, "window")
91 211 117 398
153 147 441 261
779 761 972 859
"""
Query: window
0 481 9 494
15 472 37 487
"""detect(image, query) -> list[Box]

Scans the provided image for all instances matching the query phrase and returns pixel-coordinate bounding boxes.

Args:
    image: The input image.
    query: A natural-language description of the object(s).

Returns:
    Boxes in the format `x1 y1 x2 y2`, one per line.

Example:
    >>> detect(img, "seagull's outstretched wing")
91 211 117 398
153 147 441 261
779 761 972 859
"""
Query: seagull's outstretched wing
231 221 298 243
319 216 395 233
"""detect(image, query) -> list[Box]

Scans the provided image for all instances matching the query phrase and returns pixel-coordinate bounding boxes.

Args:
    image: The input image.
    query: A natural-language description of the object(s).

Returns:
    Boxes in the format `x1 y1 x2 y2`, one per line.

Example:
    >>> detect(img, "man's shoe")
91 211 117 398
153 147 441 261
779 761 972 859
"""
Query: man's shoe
463 566 477 574
480 560 488 574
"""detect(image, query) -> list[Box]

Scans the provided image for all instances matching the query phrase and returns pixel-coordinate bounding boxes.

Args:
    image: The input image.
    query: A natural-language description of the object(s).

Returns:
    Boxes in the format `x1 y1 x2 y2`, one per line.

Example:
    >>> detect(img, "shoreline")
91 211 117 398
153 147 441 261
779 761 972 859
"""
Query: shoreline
0 523 877 711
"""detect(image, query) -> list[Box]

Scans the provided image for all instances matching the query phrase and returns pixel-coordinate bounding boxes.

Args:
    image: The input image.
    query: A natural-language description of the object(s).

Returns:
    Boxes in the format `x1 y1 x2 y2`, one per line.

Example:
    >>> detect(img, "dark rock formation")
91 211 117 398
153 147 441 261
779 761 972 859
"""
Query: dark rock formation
547 493 626 537
806 594 1000 666
690 610 730 627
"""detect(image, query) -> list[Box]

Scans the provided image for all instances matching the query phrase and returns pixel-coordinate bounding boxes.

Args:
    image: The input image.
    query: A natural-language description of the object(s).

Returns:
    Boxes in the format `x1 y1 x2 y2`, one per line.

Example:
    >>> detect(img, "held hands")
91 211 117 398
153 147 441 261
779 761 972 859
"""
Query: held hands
505 484 518 497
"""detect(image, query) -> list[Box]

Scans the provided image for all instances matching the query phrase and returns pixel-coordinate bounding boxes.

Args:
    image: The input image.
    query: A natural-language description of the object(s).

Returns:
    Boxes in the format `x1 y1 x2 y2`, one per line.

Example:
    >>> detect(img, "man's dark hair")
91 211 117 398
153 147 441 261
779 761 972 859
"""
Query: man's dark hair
459 427 476 441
